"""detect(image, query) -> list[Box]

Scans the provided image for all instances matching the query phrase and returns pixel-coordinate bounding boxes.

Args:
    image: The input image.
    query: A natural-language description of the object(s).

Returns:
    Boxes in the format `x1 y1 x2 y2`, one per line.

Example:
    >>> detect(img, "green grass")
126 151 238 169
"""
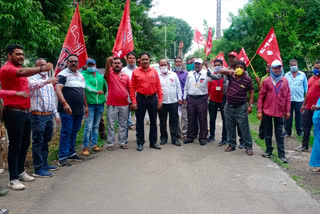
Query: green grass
312 189 320 195
291 174 303 182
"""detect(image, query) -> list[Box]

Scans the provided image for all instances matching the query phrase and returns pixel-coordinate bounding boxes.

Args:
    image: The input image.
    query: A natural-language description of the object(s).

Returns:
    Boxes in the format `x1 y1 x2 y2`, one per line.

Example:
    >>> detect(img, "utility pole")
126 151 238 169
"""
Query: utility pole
164 23 167 59
173 41 176 58
216 0 221 39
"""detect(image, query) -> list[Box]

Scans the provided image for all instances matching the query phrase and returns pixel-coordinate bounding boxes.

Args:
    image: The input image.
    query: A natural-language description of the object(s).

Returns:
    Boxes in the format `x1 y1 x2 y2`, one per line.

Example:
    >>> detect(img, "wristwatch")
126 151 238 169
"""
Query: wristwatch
249 104 253 107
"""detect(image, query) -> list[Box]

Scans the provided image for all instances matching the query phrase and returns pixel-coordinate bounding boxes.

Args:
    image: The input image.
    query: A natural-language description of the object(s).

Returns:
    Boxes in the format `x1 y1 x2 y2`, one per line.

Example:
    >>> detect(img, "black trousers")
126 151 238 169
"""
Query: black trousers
135 93 158 146
158 102 178 143
302 109 314 149
208 100 227 141
263 115 285 158
3 109 31 181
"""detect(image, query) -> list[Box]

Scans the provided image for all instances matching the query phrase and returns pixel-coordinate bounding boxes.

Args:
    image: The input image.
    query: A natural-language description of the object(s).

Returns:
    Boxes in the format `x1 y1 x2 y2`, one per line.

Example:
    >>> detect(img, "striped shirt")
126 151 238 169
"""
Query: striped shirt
28 74 59 118
226 74 253 105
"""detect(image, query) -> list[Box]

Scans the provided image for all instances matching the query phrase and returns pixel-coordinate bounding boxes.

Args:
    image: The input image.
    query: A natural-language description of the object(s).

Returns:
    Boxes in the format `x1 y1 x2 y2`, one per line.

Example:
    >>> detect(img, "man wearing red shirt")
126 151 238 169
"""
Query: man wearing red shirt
130 52 163 151
104 57 130 150
257 60 291 163
297 60 320 152
0 44 53 190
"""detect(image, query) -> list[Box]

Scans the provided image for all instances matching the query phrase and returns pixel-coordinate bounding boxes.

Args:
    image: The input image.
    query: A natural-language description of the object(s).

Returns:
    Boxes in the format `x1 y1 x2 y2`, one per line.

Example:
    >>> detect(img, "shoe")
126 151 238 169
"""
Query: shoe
150 144 161 150
19 171 35 182
238 143 245 149
207 136 215 142
33 169 53 178
225 146 235 152
258 134 264 139
294 145 308 152
100 134 107 140
177 135 181 139
137 144 143 151
200 140 207 146
92 145 103 152
183 138 194 144
172 140 181 146
218 140 227 146
283 132 291 138
0 209 8 214
43 165 58 171
8 179 25 190
279 156 288 163
68 154 84 162
58 159 72 167
0 188 9 197
297 132 303 137
160 139 167 145
261 152 272 158
82 147 90 156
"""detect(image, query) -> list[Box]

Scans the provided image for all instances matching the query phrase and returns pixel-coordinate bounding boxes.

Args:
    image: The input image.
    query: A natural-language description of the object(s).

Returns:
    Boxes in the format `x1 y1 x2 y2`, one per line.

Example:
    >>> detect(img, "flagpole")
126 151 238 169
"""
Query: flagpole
198 43 201 58
248 52 258 78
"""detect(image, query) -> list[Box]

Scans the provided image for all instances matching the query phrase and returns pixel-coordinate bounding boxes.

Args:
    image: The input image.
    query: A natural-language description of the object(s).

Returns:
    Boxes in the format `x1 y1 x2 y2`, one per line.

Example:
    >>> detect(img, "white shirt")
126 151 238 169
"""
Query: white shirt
122 66 136 80
158 71 182 104
183 69 210 99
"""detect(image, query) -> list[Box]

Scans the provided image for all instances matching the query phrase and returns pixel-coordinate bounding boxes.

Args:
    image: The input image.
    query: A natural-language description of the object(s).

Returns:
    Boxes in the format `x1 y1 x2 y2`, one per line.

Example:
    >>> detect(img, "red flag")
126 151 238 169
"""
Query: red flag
211 52 228 68
256 28 282 65
55 3 87 76
112 0 134 58
204 27 213 56
193 28 206 46
238 47 250 66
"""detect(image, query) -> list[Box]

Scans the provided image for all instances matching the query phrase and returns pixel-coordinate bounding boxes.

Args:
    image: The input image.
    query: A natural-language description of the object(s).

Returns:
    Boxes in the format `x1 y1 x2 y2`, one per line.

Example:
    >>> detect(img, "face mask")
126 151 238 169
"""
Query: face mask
160 66 168 74
186 63 194 71
214 66 222 73
88 67 97 73
313 69 320 76
175 67 183 71
127 64 136 70
235 68 244 76
40 71 47 76
266 68 270 73
290 66 298 72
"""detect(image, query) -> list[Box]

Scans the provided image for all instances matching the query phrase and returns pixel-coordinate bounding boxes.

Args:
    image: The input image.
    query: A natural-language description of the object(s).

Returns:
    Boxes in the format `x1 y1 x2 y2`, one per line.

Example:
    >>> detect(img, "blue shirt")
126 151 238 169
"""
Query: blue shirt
284 71 308 102
173 69 188 96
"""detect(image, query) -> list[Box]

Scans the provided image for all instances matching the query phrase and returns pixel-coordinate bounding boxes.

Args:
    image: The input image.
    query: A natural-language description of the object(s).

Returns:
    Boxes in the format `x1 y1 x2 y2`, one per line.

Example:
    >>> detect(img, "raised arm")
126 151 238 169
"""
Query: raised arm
17 63 53 77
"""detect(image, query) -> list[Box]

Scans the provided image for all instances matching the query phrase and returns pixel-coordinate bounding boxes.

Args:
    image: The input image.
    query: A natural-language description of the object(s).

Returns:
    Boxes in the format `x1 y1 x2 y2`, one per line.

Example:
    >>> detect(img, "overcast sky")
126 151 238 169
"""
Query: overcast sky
149 0 249 54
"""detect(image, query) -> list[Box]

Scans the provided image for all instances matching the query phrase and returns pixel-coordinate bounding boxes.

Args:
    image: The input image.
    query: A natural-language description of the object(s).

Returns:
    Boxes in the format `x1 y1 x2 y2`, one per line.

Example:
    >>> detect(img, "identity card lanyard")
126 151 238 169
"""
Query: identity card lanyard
194 72 201 87
275 81 282 94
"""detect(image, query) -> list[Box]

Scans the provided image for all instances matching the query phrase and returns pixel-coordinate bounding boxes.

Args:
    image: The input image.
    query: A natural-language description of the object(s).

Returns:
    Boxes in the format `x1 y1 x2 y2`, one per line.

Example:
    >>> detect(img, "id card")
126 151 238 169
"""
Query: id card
195 83 200 87
216 86 221 91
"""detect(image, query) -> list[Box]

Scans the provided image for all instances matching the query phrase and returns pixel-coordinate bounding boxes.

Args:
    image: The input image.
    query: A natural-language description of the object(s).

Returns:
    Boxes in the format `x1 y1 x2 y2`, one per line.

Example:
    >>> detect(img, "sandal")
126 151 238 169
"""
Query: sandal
107 146 115 151
311 168 320 172
225 146 235 152
120 145 128 149
246 150 253 156
129 126 136 131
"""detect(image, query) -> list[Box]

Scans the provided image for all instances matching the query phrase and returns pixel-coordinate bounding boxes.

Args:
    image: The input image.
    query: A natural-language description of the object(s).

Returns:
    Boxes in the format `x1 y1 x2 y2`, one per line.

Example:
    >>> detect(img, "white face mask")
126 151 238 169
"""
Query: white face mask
40 71 48 76
160 66 168 74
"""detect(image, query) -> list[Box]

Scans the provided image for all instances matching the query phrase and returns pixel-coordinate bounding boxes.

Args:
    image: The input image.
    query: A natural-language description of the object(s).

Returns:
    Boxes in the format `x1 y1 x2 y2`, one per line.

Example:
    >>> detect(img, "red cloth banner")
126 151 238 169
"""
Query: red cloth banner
256 28 282 65
238 47 250 66
211 52 228 68
204 27 213 56
55 3 88 76
112 0 134 58
193 28 206 46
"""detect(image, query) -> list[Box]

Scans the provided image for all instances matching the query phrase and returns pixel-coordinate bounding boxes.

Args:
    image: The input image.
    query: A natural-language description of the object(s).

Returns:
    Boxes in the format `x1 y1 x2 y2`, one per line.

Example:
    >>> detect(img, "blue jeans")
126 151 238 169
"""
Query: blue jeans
59 114 83 160
31 114 53 171
83 104 104 149
284 101 303 136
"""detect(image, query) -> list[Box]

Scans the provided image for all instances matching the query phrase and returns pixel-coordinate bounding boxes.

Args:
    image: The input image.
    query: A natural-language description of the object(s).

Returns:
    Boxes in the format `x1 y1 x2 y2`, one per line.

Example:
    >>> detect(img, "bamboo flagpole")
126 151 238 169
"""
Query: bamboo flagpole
248 53 258 78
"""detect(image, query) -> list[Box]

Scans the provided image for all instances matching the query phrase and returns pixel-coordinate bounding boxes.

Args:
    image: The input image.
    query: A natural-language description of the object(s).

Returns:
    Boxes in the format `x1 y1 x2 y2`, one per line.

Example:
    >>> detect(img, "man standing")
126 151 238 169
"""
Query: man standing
284 59 308 137
183 58 210 146
220 61 254 155
28 58 60 177
0 44 53 190
104 57 131 150
56 54 88 167
81 58 106 156
207 59 228 145
258 60 291 163
297 60 320 152
158 59 182 146
130 52 163 151
173 57 188 140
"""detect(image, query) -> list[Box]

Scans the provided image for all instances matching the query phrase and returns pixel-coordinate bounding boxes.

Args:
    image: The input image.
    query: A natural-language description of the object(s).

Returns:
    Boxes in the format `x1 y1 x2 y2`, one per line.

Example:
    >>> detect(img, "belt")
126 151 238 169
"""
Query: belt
4 106 31 113
137 93 156 97
227 102 246 108
188 94 207 99
32 111 52 116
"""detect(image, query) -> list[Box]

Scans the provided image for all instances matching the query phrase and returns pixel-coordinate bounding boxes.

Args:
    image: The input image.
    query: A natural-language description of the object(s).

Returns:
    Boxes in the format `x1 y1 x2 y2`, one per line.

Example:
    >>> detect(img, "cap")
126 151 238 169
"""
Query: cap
194 58 203 64
228 51 239 59
86 58 96 65
271 60 282 68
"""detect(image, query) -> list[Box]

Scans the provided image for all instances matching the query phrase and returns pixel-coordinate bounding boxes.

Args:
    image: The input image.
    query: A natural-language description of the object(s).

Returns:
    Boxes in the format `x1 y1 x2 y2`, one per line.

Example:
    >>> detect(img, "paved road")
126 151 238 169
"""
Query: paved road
1 117 320 214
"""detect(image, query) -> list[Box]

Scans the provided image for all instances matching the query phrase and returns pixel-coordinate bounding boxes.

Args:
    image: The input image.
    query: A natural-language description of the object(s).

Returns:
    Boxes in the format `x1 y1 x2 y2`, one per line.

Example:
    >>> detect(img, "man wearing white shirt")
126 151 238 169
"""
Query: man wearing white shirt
183 58 210 145
158 59 182 146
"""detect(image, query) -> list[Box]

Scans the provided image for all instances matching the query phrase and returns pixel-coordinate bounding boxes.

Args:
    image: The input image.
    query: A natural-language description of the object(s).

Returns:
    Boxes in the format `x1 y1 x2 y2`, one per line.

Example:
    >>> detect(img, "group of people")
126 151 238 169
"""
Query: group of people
0 44 320 202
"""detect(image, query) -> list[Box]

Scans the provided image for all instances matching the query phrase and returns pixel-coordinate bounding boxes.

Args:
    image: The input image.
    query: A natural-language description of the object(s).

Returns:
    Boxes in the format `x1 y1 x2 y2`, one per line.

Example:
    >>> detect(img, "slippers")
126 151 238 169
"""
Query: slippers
120 145 128 149
129 126 136 131
311 168 320 172
107 146 115 151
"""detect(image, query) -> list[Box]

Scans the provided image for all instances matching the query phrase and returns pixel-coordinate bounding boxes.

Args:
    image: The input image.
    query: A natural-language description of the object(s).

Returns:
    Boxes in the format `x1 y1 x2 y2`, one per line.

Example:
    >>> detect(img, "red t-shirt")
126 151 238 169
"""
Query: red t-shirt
208 78 224 103
0 61 30 109
105 69 130 106
305 75 320 109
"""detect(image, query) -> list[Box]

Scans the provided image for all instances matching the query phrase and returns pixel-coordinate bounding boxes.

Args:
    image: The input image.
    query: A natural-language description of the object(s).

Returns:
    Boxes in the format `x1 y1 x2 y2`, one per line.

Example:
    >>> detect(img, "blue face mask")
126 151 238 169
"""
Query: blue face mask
290 66 298 72
88 67 97 73
313 69 320 76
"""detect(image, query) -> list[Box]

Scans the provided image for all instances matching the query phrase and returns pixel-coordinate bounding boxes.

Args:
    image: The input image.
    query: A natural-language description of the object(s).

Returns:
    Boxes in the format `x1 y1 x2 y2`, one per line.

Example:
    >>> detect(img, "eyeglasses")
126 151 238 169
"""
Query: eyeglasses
68 60 79 63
